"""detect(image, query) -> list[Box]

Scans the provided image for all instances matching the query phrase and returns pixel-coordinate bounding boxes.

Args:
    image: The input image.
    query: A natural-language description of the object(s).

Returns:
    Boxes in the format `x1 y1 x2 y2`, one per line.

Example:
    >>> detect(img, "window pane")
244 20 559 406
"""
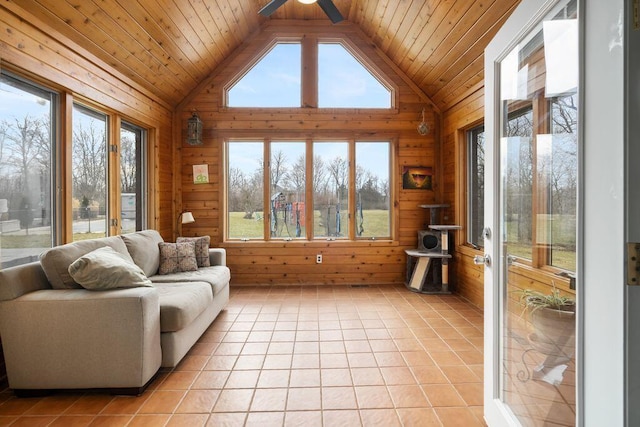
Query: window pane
228 43 301 107
548 95 577 271
313 142 349 239
468 126 485 248
270 142 306 239
72 105 107 241
228 141 264 239
120 122 145 234
318 43 391 108
0 74 55 267
355 142 390 238
504 108 534 261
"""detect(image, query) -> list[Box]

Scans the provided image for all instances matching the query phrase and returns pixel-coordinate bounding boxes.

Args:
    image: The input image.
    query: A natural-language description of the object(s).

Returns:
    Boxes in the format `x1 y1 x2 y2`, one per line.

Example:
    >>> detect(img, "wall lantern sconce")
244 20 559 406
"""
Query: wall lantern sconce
417 108 430 136
187 112 203 145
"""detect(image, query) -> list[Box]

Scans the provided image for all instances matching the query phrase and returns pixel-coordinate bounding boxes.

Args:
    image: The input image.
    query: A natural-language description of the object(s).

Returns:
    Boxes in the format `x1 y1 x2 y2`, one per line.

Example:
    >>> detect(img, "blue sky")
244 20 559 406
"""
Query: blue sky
228 42 391 108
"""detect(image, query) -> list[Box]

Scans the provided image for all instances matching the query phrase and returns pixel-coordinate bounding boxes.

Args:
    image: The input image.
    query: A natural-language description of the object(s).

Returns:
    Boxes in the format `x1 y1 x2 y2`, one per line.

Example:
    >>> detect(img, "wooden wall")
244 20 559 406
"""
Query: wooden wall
442 87 485 308
0 3 174 239
177 21 441 286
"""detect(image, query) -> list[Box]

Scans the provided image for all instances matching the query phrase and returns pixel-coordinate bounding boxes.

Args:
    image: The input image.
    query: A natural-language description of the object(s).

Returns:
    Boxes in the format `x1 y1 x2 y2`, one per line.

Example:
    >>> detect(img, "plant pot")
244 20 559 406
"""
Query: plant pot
529 305 576 358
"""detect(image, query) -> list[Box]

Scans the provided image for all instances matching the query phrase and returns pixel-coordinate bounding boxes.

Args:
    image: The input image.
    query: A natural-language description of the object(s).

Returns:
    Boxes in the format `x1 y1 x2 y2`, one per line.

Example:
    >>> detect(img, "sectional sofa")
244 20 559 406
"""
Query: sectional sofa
0 230 230 396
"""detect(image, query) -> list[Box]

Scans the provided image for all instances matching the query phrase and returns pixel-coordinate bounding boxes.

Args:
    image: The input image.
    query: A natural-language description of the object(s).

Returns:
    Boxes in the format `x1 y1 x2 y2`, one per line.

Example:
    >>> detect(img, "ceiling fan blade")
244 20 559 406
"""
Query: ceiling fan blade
258 0 289 17
317 0 344 24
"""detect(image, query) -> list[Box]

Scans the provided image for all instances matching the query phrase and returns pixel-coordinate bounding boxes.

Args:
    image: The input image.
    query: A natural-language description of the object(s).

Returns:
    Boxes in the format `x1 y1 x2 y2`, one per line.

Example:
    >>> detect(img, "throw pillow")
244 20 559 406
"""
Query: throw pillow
176 235 211 267
68 246 153 290
158 241 198 275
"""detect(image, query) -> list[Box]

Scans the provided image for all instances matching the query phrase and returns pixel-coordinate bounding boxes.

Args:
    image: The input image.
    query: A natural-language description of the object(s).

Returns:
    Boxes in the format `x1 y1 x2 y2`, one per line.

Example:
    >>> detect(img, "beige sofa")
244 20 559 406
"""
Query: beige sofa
0 230 230 396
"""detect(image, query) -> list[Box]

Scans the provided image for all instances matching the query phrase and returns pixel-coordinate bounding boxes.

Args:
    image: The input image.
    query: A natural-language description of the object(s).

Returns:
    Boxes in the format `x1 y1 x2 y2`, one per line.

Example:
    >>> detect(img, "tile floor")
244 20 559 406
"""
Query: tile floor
0 284 485 426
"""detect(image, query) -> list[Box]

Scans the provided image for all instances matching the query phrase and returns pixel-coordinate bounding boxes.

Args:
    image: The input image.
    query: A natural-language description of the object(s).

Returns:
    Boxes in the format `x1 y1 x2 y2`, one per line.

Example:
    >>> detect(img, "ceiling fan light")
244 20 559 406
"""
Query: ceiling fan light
297 0 318 4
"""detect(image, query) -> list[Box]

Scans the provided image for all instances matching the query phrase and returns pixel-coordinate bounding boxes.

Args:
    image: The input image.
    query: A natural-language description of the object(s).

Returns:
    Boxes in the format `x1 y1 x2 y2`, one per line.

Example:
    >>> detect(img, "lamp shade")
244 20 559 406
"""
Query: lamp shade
187 112 203 145
180 211 195 224
298 0 317 3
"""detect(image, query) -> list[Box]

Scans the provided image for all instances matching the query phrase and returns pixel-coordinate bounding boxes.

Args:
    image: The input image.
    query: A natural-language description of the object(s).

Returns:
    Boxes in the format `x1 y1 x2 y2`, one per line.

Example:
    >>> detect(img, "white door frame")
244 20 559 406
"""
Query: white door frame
483 0 628 425
625 0 640 424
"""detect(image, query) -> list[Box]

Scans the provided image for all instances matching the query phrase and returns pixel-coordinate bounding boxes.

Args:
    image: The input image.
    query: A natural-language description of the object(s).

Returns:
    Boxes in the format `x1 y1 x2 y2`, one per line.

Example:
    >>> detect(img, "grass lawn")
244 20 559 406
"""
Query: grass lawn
229 210 390 239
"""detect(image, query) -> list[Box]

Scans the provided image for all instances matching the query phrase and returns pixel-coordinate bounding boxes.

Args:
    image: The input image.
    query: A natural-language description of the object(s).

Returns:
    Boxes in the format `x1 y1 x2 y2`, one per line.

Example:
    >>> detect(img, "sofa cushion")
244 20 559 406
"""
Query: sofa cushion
120 230 164 277
68 246 153 290
40 236 134 289
154 282 213 332
150 265 231 296
176 236 211 267
158 242 198 275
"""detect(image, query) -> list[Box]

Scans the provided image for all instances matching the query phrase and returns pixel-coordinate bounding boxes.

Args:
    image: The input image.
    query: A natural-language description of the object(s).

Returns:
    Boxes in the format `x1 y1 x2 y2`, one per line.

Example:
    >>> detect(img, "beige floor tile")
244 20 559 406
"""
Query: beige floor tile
138 391 186 414
284 410 322 427
175 390 220 413
359 408 402 426
347 352 377 368
320 353 349 369
374 351 406 367
256 369 291 388
322 387 358 410
387 385 430 408
234 354 265 370
380 366 417 385
245 411 285 426
225 370 260 389
205 412 247 426
192 371 230 389
289 369 321 387
344 340 371 353
48 415 97 427
286 387 321 411
351 367 385 386
322 409 361 426
396 408 441 426
422 384 466 407
250 388 287 411
212 389 254 412
434 407 485 426
354 386 394 409
321 368 353 386
292 353 320 369
263 354 293 369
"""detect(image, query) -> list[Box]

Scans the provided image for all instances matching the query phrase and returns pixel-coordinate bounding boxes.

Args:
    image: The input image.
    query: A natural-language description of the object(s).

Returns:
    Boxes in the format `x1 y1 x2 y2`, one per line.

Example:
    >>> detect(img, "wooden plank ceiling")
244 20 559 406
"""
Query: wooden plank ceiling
10 0 519 111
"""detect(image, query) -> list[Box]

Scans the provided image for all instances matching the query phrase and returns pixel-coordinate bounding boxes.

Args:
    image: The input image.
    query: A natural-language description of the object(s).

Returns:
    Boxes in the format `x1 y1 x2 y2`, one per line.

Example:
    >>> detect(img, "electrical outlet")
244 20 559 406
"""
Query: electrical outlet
316 254 322 264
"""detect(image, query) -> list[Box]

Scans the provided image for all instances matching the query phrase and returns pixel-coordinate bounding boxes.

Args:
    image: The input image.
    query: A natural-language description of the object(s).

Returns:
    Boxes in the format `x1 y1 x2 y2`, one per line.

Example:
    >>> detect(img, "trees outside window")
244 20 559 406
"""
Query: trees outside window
0 73 55 267
226 139 391 241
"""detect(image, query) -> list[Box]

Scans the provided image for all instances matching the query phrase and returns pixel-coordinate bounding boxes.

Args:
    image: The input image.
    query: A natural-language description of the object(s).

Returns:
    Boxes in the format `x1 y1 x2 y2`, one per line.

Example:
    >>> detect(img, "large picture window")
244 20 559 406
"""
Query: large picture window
226 139 392 241
0 72 57 267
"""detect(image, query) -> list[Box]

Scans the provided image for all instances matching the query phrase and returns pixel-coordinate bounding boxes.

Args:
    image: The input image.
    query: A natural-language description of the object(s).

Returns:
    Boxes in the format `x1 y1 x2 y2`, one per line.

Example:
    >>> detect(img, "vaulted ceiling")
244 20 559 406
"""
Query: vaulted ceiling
11 0 520 112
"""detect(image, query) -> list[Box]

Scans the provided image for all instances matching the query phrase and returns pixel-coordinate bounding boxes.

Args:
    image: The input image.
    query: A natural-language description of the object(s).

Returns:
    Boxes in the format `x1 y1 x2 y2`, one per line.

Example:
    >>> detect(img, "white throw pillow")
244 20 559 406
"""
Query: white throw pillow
68 246 153 290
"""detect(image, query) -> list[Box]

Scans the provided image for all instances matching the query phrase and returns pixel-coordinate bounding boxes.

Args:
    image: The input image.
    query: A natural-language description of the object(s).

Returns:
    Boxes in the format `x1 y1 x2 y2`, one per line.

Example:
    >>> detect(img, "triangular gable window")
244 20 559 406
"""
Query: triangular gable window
227 43 301 107
318 43 391 108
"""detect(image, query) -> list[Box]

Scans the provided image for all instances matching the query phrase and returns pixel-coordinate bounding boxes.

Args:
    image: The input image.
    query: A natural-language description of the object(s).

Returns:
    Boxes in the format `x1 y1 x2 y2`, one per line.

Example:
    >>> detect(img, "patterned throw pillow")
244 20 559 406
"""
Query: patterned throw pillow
176 235 211 267
158 241 198 275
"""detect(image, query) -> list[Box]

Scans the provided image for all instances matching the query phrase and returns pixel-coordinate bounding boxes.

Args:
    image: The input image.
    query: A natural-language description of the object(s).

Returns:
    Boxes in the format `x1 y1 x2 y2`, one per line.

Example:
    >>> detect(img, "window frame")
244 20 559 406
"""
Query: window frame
223 37 398 112
0 70 60 266
466 124 485 249
224 137 394 243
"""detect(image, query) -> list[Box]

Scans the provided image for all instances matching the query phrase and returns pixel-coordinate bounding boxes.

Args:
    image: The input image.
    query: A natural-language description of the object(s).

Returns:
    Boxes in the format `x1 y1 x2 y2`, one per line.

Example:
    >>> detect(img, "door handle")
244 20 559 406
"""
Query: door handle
473 254 491 266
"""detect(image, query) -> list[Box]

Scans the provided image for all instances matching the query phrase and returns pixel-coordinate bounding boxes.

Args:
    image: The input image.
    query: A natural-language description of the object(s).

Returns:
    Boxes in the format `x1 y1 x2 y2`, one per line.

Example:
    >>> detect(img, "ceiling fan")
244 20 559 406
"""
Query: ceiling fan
259 0 344 24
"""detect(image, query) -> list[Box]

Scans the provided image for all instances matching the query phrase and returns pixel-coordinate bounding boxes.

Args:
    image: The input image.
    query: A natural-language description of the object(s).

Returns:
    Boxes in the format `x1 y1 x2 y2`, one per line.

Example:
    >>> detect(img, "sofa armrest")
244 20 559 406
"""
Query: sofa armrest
0 287 162 390
209 248 226 266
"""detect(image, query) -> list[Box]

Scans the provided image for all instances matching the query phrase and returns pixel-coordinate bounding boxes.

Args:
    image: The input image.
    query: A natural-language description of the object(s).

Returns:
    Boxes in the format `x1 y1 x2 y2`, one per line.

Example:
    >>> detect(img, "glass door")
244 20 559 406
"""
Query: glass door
484 0 580 425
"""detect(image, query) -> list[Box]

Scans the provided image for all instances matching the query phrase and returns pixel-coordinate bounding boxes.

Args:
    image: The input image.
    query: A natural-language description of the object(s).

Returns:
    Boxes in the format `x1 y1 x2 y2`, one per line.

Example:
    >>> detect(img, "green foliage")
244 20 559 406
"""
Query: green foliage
517 283 575 314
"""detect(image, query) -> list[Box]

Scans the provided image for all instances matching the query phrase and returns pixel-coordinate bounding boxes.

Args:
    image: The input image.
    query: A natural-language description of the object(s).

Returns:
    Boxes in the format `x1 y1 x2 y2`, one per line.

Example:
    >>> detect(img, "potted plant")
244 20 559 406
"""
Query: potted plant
518 284 576 361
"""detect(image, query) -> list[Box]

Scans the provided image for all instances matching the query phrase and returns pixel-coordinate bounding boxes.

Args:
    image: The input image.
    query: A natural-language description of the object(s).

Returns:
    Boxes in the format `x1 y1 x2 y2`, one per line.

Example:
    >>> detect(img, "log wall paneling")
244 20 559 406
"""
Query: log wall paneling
177 21 440 286
0 4 174 240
